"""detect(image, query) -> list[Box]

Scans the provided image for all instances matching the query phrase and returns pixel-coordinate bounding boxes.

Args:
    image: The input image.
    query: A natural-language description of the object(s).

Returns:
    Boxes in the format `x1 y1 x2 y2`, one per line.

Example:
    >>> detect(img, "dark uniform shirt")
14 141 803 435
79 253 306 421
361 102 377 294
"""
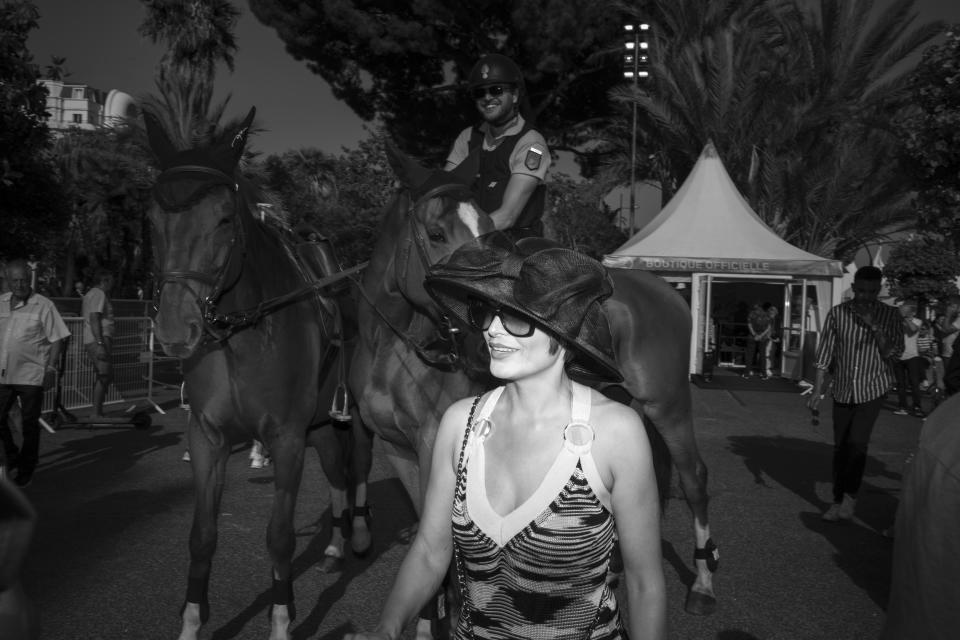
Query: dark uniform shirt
446 114 550 235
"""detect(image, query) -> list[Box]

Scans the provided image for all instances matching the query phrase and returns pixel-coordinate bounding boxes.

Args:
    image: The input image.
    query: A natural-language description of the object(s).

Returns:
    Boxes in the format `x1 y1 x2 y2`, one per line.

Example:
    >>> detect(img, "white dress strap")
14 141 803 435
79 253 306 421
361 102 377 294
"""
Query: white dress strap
563 382 595 456
471 386 504 444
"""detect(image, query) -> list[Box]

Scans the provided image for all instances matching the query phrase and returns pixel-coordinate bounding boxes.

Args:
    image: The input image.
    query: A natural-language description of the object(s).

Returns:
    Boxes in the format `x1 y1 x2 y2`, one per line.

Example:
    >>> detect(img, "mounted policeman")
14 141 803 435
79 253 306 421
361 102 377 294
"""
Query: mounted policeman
444 54 551 240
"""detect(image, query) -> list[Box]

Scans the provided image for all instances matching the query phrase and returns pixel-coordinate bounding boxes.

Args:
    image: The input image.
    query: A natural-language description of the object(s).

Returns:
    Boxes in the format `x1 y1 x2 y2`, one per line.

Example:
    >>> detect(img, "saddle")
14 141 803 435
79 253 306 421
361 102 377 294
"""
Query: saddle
292 229 350 320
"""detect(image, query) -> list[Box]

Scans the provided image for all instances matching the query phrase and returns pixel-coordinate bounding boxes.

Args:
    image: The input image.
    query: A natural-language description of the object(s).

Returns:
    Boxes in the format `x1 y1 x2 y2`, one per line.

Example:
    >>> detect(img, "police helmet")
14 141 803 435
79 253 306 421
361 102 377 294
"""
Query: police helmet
468 54 524 88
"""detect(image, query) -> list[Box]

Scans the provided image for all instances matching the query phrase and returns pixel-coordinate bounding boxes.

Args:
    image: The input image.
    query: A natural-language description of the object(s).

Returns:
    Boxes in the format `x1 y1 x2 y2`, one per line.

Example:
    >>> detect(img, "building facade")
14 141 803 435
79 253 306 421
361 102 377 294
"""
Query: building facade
38 79 137 130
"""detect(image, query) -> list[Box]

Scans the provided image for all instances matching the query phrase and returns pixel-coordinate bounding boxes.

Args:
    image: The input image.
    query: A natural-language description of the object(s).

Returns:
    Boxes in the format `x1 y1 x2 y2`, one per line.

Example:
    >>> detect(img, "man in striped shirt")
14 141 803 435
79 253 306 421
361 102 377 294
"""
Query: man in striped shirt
806 266 902 522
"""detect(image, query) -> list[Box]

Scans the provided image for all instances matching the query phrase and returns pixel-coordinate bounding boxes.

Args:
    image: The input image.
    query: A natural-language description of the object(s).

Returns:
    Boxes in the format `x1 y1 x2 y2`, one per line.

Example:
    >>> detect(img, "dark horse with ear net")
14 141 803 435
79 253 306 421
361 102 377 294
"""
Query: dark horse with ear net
351 145 719 633
144 108 362 640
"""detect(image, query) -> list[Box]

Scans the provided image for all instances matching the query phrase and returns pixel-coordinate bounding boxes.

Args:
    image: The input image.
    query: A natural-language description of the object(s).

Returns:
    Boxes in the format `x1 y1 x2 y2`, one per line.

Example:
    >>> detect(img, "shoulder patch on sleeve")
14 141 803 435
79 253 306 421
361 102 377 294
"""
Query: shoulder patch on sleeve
524 147 543 171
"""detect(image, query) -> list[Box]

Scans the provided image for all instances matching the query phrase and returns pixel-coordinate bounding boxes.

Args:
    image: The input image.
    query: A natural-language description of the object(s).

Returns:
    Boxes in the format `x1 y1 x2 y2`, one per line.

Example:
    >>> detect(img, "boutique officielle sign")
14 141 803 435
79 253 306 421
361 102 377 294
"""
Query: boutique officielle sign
603 254 843 277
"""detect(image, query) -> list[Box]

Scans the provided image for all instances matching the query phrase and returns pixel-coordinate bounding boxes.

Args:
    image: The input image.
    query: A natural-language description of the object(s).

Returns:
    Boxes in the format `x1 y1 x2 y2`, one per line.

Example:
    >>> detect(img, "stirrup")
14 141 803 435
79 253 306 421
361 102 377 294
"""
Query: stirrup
329 383 351 422
693 538 720 573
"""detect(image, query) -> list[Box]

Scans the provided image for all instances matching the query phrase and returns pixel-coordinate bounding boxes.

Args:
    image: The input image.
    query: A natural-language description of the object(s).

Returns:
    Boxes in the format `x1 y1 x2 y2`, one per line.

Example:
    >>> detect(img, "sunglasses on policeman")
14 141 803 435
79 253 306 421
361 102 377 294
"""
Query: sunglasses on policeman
467 298 535 338
471 84 513 100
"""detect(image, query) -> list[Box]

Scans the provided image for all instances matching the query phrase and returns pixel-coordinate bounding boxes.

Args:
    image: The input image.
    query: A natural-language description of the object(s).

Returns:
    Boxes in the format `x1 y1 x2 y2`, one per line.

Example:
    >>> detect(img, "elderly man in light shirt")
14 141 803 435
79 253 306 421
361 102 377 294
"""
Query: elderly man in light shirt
1 259 70 488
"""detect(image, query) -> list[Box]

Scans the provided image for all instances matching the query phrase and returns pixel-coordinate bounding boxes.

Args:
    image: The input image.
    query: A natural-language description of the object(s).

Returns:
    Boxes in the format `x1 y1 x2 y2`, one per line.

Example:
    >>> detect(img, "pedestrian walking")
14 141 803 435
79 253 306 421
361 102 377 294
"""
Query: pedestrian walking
0 259 70 487
806 266 902 522
81 269 115 418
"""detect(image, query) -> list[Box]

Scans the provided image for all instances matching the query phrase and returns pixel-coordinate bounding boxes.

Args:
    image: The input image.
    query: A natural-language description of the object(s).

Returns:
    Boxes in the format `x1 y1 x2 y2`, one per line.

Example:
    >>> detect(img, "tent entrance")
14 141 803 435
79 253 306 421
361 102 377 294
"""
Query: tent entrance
701 277 788 373
695 275 825 380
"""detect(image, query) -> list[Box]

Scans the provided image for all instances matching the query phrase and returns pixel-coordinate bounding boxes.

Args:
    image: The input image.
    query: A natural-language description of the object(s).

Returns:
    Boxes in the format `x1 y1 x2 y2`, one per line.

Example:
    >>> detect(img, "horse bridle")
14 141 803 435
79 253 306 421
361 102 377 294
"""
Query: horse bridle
351 183 476 370
152 164 249 343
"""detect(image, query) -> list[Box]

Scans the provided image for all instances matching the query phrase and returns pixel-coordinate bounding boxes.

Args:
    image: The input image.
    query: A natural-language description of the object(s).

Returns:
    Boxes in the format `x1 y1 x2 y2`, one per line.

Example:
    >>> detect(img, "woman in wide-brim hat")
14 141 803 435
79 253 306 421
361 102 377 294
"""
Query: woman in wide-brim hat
347 241 666 640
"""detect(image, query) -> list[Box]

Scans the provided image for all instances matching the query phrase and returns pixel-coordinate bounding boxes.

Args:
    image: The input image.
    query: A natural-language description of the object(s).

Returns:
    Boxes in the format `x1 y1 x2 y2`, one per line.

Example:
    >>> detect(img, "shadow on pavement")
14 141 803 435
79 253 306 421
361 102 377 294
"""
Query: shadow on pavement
209 476 417 640
717 631 762 640
661 538 696 592
800 512 893 609
726 435 900 510
726 434 896 610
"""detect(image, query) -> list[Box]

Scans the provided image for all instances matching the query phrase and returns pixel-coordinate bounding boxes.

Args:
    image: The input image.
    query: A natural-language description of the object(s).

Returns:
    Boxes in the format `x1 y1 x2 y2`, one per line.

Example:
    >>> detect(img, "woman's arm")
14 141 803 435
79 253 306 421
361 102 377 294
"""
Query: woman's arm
346 397 475 640
597 400 667 640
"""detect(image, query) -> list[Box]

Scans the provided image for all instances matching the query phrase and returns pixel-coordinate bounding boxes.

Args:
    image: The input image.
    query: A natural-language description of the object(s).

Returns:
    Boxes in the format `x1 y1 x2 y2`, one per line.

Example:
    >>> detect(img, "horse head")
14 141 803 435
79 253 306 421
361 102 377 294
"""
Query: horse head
382 142 496 318
144 107 256 358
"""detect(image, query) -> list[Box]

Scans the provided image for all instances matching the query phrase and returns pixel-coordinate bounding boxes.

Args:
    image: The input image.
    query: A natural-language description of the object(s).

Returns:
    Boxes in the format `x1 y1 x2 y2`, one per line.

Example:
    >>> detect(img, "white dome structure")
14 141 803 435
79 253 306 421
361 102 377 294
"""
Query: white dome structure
104 89 138 127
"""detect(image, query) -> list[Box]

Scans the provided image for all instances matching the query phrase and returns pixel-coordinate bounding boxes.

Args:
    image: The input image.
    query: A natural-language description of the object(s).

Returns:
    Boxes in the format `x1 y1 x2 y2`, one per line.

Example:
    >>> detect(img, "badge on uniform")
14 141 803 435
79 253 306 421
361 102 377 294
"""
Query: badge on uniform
525 147 543 171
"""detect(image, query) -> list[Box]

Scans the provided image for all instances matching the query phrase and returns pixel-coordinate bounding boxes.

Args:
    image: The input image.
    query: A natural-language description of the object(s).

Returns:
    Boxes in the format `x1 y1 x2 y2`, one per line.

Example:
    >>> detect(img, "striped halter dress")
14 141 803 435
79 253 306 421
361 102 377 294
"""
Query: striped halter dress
452 382 626 639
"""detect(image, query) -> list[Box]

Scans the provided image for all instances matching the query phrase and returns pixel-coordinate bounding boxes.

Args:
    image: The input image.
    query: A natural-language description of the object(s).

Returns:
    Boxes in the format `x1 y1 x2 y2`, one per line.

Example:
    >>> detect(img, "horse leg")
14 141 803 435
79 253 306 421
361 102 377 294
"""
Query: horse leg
348 408 374 557
308 425 350 571
266 430 306 640
644 397 717 615
379 439 422 515
379 434 440 639
179 416 231 640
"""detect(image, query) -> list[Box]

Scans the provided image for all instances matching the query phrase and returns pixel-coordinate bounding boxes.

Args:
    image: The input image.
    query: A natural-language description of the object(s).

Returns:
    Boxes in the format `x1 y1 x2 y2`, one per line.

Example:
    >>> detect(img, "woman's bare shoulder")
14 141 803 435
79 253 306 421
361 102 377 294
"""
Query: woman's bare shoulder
587 389 645 438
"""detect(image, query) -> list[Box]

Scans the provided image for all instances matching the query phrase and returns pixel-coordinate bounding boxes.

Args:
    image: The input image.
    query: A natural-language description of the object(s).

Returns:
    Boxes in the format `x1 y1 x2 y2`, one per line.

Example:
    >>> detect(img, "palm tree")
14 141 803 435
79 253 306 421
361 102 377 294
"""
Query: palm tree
605 0 942 260
138 0 241 148
50 128 155 292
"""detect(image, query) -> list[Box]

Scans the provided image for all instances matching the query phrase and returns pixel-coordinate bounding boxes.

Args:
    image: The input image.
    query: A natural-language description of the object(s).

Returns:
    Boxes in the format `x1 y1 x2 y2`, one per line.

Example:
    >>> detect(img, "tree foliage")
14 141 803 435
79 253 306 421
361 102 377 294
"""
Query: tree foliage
250 0 627 162
0 0 48 184
884 235 960 306
545 175 626 259
260 131 394 266
51 128 157 295
138 0 241 148
898 25 960 251
0 0 69 261
606 0 942 262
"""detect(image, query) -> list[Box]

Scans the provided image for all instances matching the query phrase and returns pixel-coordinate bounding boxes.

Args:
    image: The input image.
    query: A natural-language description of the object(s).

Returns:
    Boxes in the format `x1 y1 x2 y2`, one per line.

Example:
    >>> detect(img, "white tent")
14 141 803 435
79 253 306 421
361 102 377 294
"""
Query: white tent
603 143 843 380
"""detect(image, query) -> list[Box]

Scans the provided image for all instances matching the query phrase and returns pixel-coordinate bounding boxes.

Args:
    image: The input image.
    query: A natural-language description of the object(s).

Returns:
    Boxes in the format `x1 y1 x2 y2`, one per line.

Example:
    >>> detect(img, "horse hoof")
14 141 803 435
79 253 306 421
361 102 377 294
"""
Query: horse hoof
318 546 344 574
351 536 373 558
317 554 344 574
684 588 717 616
351 505 373 558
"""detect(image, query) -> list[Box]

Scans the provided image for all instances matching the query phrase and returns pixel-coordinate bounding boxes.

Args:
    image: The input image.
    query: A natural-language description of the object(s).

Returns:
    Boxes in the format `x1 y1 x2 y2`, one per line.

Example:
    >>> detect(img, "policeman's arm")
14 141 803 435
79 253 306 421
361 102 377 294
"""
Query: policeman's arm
489 173 539 230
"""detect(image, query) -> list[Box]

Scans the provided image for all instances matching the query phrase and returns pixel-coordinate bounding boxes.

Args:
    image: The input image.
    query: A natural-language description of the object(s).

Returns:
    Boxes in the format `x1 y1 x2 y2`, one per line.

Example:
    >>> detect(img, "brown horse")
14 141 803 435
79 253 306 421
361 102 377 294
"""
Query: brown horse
144 109 356 640
351 146 718 624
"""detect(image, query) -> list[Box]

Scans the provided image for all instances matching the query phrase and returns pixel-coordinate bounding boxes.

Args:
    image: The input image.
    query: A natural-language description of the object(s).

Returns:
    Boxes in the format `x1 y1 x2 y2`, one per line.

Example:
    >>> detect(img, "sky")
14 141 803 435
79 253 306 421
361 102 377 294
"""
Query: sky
27 0 960 161
27 0 369 157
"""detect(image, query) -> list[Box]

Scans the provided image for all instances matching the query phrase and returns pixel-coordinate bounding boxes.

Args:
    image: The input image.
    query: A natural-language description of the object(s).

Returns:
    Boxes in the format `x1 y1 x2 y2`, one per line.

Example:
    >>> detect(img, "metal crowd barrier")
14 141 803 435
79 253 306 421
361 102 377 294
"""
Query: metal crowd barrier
40 317 179 418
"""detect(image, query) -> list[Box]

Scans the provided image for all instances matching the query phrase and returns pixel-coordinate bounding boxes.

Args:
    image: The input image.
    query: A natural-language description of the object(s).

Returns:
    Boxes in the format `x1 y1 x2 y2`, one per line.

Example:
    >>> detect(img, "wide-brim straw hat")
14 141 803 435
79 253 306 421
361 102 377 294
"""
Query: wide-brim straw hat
425 237 622 383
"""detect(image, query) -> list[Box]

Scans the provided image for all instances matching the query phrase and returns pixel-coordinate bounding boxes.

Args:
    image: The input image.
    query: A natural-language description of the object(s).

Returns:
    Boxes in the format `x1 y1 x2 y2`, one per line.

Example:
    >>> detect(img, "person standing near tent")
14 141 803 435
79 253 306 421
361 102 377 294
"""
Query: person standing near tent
742 302 770 378
806 266 902 522
445 53 551 239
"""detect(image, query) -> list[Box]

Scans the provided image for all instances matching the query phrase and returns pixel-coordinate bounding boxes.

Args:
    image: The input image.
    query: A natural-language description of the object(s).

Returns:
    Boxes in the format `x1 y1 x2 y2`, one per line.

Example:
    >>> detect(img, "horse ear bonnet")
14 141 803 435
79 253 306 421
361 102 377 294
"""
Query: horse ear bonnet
385 139 476 204
149 107 256 212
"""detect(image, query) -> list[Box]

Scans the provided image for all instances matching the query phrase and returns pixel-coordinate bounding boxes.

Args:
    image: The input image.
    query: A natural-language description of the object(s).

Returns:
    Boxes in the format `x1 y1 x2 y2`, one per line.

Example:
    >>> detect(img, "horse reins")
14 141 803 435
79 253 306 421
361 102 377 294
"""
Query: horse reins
345 185 474 370
153 163 366 344
153 164 248 343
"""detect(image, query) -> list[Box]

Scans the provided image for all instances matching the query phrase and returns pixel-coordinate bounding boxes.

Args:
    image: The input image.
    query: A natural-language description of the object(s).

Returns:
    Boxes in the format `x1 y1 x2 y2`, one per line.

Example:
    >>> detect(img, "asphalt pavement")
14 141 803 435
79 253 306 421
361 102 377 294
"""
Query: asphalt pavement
13 370 930 639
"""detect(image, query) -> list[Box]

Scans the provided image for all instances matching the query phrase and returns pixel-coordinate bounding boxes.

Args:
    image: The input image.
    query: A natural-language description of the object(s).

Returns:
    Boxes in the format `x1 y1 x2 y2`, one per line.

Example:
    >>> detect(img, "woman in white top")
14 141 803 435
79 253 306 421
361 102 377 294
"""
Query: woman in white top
346 240 666 640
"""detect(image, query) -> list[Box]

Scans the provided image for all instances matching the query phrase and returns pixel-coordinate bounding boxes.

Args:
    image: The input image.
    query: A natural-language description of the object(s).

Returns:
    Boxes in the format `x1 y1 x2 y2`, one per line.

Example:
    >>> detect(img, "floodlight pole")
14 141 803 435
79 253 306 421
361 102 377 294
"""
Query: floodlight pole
629 25 639 237
624 22 648 236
